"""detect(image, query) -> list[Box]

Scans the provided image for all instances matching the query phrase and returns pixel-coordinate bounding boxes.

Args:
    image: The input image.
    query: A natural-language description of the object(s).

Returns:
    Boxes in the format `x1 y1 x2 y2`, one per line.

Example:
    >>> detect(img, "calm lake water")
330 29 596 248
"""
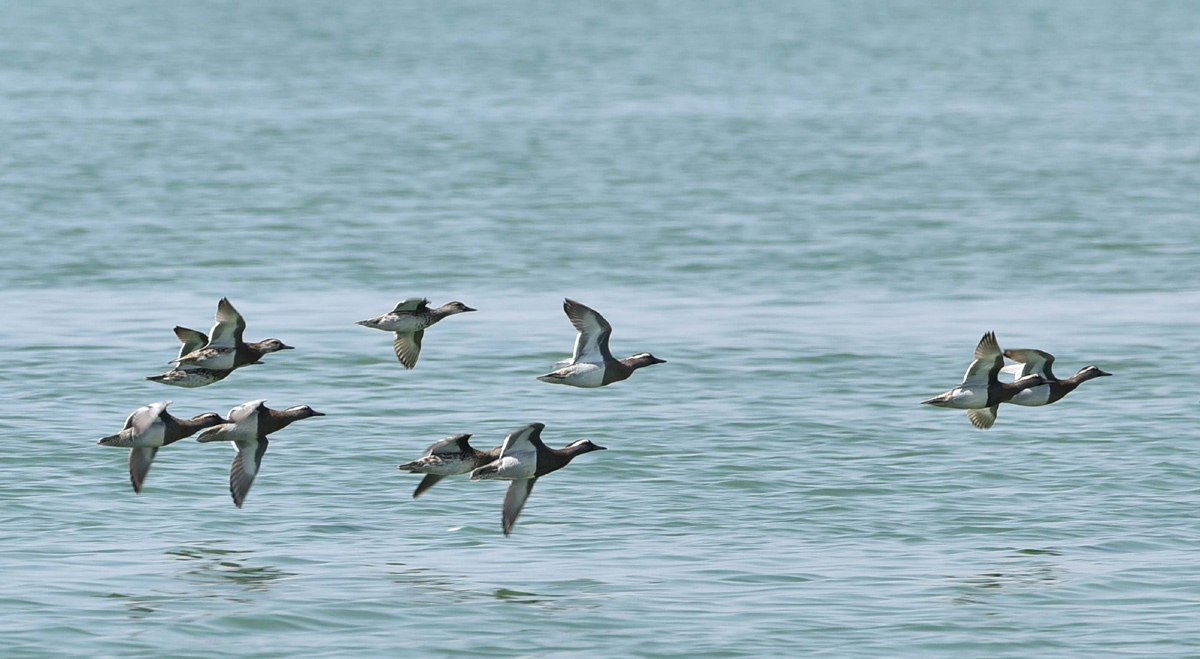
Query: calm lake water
3 1 1200 657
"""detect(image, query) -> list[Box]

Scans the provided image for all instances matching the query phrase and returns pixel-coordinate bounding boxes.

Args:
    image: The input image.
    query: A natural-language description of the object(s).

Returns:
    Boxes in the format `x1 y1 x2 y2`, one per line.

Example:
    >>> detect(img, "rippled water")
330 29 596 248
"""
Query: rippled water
3 1 1200 657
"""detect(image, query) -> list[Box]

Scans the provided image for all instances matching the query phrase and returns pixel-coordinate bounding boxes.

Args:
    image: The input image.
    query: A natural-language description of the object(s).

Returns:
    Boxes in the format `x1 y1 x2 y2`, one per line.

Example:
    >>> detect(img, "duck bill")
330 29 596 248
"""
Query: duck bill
462 307 477 313
1097 370 1112 377
309 410 327 417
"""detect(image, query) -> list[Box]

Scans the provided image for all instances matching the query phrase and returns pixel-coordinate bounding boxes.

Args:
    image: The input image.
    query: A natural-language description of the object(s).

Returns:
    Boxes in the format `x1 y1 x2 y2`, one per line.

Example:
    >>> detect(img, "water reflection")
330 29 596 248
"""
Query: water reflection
167 543 295 593
950 559 1061 606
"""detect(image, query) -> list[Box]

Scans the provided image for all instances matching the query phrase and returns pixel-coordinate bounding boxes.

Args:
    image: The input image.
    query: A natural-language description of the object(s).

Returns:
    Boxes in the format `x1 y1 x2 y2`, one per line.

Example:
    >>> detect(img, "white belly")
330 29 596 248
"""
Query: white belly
1007 384 1051 406
942 387 989 409
494 453 537 480
132 421 167 448
549 363 606 388
191 348 236 370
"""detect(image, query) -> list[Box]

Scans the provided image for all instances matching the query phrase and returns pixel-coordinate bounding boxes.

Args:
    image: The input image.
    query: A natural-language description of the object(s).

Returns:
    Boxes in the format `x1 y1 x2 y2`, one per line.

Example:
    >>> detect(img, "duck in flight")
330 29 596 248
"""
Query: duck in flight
397 434 502 498
469 423 606 536
1002 348 1111 407
356 298 476 369
170 298 293 372
537 298 665 388
147 326 257 387
921 332 1048 429
97 401 227 493
196 400 325 508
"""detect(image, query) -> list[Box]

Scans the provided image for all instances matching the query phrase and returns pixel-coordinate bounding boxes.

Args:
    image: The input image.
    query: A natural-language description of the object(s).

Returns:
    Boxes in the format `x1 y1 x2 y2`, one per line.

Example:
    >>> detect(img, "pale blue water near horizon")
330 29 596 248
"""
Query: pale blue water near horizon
3 1 1200 657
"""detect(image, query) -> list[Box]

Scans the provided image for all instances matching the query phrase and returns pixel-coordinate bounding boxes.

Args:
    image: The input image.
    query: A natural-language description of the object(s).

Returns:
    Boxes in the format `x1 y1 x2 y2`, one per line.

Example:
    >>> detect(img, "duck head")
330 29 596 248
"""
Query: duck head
1075 365 1112 381
252 338 294 353
190 412 229 428
564 439 607 455
624 352 667 369
438 301 476 315
285 405 326 419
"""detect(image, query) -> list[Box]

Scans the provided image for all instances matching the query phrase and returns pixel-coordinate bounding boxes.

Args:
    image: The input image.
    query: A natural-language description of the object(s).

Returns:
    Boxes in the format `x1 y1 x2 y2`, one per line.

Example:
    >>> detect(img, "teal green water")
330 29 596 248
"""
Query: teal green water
3 1 1200 656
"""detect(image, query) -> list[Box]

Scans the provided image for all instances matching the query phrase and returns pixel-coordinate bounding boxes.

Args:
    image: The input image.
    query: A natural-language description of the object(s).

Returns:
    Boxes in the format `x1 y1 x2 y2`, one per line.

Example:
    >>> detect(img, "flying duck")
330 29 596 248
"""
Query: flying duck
537 298 665 388
147 326 257 387
196 400 325 508
1002 348 1111 407
97 401 227 493
397 434 502 498
921 332 1049 429
355 298 476 369
469 423 606 536
170 298 293 372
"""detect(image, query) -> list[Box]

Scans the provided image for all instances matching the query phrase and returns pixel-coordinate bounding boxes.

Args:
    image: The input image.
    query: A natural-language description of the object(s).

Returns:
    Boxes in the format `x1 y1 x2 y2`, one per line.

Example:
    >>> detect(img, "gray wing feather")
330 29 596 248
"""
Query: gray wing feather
393 330 424 369
229 438 268 508
502 478 537 536
128 447 158 493
427 434 472 456
208 298 247 347
564 299 614 364
413 474 445 499
173 327 210 359
391 298 430 313
1004 348 1056 380
967 406 998 430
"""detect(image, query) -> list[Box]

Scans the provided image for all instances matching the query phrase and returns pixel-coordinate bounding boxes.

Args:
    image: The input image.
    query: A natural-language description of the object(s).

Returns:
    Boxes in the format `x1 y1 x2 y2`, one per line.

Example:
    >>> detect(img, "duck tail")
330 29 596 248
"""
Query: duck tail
920 392 951 406
98 430 133 448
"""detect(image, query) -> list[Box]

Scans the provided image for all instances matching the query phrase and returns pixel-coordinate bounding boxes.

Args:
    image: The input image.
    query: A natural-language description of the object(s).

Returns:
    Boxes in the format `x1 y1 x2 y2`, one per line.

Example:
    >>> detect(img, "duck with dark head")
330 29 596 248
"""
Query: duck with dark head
1003 348 1112 407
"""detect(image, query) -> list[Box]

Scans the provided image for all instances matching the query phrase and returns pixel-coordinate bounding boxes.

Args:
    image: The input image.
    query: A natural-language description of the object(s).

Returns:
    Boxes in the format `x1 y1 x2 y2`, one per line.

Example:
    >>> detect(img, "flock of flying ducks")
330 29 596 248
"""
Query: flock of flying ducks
98 300 1109 535
921 331 1111 429
97 297 664 535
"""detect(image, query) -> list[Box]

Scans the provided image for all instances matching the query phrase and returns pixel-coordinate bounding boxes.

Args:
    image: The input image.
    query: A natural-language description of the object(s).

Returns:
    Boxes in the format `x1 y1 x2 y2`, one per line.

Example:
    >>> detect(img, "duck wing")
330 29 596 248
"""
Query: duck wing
391 298 430 313
563 298 614 365
426 434 473 456
960 332 1003 388
124 401 170 439
128 447 158 493
502 478 537 536
967 406 998 430
501 423 547 458
392 330 424 369
412 474 445 499
197 400 265 443
173 327 210 361
229 437 268 508
1003 349 1056 380
207 298 246 348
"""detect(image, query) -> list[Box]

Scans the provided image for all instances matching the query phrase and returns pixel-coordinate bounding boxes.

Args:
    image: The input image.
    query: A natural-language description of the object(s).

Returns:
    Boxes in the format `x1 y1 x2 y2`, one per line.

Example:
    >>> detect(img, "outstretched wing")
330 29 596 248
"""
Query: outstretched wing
1003 349 1056 380
392 330 424 369
967 406 998 430
208 298 246 347
198 400 264 443
502 478 537 536
501 423 546 458
961 332 1003 388
564 299 614 365
125 401 170 437
426 434 472 456
128 447 158 493
173 327 209 360
412 474 445 499
229 437 268 508
391 298 430 313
